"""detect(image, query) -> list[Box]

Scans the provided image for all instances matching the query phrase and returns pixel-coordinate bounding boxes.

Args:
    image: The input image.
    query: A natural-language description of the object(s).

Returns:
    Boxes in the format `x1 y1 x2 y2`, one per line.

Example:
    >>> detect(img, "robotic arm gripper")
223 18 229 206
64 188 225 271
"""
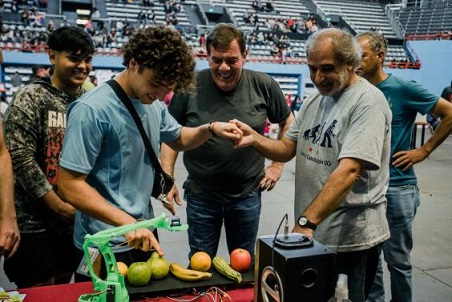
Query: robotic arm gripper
78 213 188 302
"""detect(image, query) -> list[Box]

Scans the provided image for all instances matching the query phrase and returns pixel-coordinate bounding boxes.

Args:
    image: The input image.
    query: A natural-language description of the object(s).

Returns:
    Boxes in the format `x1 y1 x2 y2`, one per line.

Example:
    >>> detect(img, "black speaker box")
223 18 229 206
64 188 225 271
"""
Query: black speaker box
254 234 336 302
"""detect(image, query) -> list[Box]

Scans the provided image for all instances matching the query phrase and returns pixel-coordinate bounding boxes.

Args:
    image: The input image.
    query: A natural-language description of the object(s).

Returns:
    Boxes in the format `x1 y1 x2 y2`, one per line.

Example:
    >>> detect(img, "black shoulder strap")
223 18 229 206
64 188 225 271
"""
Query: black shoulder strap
106 79 163 174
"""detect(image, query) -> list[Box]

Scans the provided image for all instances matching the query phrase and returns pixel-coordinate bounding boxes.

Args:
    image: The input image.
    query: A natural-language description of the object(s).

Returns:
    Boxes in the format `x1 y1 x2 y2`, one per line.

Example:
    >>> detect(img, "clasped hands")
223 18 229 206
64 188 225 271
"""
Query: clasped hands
211 119 256 148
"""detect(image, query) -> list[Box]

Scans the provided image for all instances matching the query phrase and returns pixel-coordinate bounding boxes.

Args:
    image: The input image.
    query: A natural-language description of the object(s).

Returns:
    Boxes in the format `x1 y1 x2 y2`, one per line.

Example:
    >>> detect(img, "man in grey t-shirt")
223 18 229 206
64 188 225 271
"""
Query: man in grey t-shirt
233 28 391 302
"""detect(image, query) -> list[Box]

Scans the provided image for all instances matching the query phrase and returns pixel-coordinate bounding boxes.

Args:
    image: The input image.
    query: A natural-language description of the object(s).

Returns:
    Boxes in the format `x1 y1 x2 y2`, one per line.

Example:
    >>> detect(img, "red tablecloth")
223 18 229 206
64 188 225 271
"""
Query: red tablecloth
19 282 254 302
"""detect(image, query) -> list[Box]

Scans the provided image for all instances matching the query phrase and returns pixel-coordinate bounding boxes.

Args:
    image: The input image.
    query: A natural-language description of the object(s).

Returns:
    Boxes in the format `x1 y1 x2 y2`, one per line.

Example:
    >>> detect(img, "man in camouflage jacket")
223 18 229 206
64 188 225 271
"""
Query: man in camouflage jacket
3 26 95 288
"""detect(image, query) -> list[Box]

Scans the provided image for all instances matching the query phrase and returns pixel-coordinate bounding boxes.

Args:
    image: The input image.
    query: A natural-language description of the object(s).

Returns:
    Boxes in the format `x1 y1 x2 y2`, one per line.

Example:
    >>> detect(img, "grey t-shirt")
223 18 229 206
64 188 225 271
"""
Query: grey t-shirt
286 78 391 252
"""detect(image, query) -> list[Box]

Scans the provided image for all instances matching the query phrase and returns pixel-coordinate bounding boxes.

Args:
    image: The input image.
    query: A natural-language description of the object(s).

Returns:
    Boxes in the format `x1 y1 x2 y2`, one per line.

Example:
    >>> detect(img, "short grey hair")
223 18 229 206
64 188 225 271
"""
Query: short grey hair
356 31 388 54
306 28 362 70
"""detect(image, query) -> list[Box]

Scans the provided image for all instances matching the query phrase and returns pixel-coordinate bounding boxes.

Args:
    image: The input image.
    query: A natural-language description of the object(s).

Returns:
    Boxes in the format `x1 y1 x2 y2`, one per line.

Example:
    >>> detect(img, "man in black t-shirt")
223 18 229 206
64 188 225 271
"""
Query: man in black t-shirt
161 23 294 261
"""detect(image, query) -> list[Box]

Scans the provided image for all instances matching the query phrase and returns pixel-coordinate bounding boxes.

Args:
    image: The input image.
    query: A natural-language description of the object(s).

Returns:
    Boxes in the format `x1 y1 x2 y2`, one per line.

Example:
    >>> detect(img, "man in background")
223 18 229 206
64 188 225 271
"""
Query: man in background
356 31 452 302
10 71 22 88
25 64 47 84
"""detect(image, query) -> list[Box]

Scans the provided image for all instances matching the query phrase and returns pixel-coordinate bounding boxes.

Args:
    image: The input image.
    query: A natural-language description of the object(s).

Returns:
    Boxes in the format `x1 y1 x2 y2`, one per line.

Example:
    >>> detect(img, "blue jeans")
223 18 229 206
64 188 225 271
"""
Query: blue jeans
336 243 383 302
368 185 420 302
185 190 261 260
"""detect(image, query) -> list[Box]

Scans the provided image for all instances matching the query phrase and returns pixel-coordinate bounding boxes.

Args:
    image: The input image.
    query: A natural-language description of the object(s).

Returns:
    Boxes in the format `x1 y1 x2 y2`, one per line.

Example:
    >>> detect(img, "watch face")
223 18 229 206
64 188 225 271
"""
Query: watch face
298 216 307 225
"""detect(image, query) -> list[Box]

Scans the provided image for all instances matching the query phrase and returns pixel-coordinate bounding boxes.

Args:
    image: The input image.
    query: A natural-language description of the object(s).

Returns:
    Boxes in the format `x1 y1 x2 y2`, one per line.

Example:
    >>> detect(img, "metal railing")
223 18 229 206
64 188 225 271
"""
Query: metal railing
385 4 405 38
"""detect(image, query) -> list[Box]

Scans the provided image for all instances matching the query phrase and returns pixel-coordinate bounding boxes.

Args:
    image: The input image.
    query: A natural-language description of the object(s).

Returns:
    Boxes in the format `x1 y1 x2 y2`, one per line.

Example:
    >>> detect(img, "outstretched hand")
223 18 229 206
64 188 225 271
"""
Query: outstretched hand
125 227 164 256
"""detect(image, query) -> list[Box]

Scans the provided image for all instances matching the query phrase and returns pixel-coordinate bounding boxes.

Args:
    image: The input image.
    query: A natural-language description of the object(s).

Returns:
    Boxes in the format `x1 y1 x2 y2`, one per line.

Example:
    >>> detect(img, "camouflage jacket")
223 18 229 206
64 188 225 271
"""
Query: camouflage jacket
3 78 86 233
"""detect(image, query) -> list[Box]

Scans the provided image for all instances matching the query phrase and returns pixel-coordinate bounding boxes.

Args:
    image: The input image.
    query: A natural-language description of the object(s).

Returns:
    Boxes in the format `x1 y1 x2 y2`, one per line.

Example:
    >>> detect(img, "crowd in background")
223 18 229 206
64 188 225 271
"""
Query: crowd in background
0 0 436 67
0 0 188 52
244 11 318 39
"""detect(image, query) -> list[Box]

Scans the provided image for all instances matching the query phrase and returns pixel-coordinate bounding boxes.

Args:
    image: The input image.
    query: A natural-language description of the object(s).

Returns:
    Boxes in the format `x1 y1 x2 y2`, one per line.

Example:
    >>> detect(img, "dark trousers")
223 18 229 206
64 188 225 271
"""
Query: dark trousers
335 243 383 302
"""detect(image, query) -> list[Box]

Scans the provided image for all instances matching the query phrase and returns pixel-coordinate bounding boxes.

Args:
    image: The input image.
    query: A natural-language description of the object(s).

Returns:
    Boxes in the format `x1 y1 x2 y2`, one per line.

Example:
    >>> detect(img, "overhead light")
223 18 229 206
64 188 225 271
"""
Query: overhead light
76 9 91 16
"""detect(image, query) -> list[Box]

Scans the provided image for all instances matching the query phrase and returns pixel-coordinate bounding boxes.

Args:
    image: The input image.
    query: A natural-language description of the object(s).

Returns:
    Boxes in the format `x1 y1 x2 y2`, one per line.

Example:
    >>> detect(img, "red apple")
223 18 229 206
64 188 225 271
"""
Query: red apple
230 248 252 273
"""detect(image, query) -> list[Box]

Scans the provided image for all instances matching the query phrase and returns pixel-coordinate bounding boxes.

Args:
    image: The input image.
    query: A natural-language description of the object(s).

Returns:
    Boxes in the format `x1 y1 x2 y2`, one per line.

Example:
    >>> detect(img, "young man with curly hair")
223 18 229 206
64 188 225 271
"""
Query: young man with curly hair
57 26 242 279
3 26 95 288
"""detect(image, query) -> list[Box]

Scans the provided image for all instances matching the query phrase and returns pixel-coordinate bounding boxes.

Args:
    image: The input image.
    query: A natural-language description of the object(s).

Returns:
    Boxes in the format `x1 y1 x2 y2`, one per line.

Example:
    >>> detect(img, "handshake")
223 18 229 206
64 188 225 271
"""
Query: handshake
209 119 258 149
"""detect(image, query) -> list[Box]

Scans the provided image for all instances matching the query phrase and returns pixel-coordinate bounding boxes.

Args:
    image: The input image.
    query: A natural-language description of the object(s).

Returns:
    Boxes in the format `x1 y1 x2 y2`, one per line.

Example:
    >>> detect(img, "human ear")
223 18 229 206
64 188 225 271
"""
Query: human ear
48 50 56 65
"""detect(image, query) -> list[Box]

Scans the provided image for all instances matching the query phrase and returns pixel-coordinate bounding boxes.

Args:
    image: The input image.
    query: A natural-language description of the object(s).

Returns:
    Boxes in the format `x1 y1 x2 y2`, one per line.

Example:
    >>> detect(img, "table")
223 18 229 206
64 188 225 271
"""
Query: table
19 281 254 302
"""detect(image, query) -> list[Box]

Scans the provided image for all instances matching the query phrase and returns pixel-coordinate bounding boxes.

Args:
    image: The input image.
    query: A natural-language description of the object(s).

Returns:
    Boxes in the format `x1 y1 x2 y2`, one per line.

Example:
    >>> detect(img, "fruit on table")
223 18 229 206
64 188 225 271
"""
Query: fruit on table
147 252 170 280
0 291 20 301
190 251 212 272
169 262 212 281
230 248 252 273
127 262 152 286
212 256 242 283
115 261 129 277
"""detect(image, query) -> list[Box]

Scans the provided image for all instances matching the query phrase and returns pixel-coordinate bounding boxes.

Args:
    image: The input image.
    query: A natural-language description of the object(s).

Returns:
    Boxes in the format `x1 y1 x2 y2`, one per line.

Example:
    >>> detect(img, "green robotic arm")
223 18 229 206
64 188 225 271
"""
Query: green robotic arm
79 213 188 302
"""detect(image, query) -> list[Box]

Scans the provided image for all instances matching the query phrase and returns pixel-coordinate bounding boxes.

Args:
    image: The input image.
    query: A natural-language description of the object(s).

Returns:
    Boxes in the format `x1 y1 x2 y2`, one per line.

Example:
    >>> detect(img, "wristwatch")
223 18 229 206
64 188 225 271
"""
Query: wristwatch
297 215 317 230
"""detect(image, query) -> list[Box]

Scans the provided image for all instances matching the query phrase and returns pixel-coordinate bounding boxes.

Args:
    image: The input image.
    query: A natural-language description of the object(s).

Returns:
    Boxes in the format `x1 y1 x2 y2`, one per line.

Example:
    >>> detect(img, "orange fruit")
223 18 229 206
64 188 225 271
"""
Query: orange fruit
114 261 129 277
190 251 211 272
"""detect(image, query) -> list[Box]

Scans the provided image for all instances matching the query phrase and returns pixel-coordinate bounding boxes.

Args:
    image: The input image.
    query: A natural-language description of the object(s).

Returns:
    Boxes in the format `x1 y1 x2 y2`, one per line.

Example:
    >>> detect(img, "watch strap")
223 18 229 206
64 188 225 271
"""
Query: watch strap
298 215 317 230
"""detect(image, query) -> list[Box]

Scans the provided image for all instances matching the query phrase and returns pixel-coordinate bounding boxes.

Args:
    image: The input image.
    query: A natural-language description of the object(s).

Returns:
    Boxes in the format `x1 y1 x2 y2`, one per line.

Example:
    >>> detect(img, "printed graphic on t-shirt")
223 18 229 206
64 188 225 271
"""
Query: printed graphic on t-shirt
303 119 337 148
299 119 338 168
45 110 66 186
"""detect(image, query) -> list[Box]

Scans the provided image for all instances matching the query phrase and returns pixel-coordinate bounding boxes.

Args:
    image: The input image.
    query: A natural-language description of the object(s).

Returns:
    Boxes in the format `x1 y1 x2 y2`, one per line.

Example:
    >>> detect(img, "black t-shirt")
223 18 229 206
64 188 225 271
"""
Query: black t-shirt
169 69 291 202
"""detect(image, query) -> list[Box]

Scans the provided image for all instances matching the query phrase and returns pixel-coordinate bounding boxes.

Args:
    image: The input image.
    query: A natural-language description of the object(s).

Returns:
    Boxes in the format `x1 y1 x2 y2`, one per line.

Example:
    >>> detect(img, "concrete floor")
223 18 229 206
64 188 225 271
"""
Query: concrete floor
1 134 451 301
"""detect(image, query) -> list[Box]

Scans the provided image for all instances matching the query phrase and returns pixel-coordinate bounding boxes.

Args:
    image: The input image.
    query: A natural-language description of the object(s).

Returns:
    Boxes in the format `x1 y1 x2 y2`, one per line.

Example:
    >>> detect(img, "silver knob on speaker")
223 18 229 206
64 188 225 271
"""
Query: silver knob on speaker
261 266 284 302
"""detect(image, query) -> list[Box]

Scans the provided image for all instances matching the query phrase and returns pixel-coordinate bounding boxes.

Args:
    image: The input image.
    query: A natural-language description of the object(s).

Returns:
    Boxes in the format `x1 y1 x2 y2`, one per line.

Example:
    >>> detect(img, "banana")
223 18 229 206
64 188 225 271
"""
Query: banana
169 262 212 282
212 256 242 283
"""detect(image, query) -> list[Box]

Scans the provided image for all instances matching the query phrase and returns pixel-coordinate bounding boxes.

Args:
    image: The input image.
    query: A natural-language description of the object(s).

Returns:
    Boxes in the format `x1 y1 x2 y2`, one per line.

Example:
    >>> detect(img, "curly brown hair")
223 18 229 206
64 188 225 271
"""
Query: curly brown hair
122 26 196 93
